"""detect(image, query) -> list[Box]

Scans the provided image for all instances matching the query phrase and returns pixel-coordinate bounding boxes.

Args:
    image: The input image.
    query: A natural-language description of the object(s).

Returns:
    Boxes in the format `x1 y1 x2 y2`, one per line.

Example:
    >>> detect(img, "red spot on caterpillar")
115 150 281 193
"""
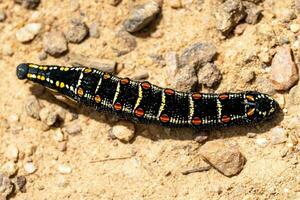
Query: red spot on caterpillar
164 88 175 95
192 93 202 100
219 94 229 100
134 108 145 117
160 114 170 123
120 78 130 85
114 102 122 111
221 115 231 123
141 81 151 90
192 117 202 125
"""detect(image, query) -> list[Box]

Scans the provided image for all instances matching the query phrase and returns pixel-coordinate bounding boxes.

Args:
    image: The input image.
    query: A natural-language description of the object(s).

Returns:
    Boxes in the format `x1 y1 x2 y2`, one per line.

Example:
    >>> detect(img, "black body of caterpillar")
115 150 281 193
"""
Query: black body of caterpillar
16 63 279 129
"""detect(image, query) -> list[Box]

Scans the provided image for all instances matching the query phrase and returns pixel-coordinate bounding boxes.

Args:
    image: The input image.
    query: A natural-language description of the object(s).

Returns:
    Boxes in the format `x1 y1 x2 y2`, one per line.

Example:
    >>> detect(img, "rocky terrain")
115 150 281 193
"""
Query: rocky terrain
1 0 300 199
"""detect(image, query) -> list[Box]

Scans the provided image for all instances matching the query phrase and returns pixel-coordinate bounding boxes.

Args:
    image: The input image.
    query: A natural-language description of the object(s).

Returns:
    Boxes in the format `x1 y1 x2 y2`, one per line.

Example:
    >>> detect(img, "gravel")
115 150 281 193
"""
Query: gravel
197 63 222 87
270 45 299 91
255 138 269 147
270 127 287 145
5 144 19 161
1 162 18 177
65 19 89 43
25 96 41 119
88 23 100 38
39 107 58 126
15 23 42 43
170 65 198 92
63 121 82 135
14 0 40 9
43 31 68 57
200 141 246 177
215 0 246 35
111 121 135 142
111 30 137 56
14 176 27 193
24 162 37 174
58 164 72 174
244 1 262 24
0 173 14 200
0 10 6 22
179 42 217 69
123 0 161 33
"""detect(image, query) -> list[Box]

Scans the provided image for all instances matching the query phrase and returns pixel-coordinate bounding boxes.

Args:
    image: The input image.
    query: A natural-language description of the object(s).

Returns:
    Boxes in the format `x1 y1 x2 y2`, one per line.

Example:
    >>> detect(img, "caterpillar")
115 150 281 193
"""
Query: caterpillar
16 63 279 129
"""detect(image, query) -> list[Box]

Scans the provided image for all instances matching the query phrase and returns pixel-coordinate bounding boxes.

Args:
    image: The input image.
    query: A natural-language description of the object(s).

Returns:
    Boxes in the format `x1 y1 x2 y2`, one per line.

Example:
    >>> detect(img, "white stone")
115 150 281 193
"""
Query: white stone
5 144 19 161
256 138 269 147
24 162 37 174
16 23 42 43
111 121 135 142
58 164 72 174
1 161 18 177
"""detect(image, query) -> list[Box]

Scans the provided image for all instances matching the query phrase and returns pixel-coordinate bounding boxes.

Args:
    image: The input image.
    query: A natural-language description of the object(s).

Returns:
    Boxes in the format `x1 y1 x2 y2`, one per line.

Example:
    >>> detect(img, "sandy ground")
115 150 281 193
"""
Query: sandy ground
1 0 300 199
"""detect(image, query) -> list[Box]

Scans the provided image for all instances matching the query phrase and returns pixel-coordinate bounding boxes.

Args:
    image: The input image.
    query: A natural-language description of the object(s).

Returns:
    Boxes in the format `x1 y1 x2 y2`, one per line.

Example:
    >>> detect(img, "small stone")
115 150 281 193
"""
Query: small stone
65 19 89 43
166 51 179 77
71 58 116 73
200 140 246 177
275 8 296 23
0 10 6 22
243 2 262 24
43 31 68 57
215 0 246 35
123 1 161 33
247 132 257 138
169 0 182 8
88 23 100 38
0 173 14 199
39 107 58 126
25 96 41 119
255 138 269 147
241 70 255 83
57 142 67 152
111 121 135 142
16 23 42 43
270 127 287 145
132 71 149 80
170 65 198 92
7 114 19 124
24 162 37 174
58 164 72 174
38 51 47 60
234 24 247 35
1 162 18 177
108 0 122 6
111 30 137 56
14 0 40 9
24 144 36 156
2 44 14 56
290 24 300 33
14 176 27 193
63 122 82 135
194 134 208 143
5 144 19 161
180 42 217 69
53 129 64 142
270 45 299 91
197 63 222 87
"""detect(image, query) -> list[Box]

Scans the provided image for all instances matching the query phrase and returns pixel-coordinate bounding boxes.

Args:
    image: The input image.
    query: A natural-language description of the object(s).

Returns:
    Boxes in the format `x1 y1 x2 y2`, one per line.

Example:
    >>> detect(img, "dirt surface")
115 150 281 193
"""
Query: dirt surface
1 0 300 199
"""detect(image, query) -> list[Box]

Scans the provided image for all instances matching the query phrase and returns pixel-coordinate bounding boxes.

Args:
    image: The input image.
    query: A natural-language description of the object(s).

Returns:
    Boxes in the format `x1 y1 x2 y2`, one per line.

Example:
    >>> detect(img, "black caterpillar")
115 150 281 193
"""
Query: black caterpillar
16 63 279 129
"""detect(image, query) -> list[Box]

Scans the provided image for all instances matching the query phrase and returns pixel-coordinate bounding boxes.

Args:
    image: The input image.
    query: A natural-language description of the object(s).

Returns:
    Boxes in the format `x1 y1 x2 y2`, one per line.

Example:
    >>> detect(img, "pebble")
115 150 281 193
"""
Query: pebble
197 63 222 87
288 84 300 107
15 23 42 43
255 138 269 147
57 142 67 152
270 127 287 145
24 162 37 174
5 144 19 161
169 0 182 8
247 132 257 138
24 144 36 156
43 31 68 57
2 44 14 56
111 121 135 142
38 51 47 61
170 65 198 92
62 121 82 135
132 71 149 80
270 45 299 91
108 0 122 6
1 162 18 177
25 96 41 119
111 30 137 56
0 173 14 199
200 140 246 177
71 58 116 73
123 1 161 33
53 129 64 142
7 114 19 124
58 164 72 174
14 176 27 193
243 2 262 24
166 51 179 77
215 0 246 35
39 107 58 126
0 10 6 22
14 0 40 9
88 23 100 38
290 23 300 33
65 19 89 43
179 42 217 69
